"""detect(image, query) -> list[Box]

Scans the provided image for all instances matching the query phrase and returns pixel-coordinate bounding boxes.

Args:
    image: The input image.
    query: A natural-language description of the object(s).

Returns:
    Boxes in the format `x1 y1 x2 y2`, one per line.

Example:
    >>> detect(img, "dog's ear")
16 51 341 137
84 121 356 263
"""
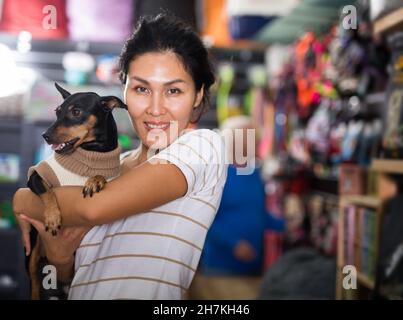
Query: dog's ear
100 96 128 112
55 83 71 99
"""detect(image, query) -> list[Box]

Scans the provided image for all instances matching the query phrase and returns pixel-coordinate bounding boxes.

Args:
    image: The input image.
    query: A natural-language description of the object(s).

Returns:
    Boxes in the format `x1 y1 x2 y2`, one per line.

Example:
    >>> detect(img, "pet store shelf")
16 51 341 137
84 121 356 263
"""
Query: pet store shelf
340 195 382 209
371 159 403 174
336 266 375 290
373 7 403 35
337 193 383 299
357 271 375 290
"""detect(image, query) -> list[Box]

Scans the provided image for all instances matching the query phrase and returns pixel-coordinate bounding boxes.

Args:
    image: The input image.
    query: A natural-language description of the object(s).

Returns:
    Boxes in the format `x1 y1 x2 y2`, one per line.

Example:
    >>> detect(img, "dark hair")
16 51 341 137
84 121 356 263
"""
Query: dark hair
119 14 215 123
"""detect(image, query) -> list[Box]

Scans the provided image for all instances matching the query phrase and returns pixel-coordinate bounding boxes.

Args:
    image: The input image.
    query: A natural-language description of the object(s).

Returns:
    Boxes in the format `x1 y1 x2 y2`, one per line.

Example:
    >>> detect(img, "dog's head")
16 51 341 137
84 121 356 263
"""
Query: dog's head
42 83 127 154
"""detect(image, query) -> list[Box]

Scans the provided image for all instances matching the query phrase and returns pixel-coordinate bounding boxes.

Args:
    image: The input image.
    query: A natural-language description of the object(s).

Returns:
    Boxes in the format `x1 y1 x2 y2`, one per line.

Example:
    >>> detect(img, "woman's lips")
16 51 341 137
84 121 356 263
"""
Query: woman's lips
144 122 170 132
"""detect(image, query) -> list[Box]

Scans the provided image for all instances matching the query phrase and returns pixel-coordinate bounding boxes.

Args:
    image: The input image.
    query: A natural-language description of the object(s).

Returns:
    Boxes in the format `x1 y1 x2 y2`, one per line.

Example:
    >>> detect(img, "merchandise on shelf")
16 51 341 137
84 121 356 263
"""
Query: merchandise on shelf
0 153 20 183
377 194 403 299
0 0 68 39
66 0 133 43
382 32 403 159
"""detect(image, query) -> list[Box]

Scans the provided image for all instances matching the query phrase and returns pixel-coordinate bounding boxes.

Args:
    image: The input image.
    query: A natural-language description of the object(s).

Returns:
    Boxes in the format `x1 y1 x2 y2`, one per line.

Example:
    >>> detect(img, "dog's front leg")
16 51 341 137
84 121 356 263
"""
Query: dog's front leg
40 188 62 236
27 171 62 236
83 175 107 198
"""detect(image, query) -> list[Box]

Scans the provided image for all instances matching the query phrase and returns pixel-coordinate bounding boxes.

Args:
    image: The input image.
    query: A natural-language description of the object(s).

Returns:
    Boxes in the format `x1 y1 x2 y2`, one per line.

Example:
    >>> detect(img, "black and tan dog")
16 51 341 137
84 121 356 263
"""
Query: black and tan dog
27 83 126 299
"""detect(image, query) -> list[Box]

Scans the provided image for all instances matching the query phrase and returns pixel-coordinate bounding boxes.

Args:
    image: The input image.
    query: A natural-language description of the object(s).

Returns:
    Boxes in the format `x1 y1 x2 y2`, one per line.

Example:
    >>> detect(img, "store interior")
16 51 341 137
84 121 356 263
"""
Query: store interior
1 0 403 300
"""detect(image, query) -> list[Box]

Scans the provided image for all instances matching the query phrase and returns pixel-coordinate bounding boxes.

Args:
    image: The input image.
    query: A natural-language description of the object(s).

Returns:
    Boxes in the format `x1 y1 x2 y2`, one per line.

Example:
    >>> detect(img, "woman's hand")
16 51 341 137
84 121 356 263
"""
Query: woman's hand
233 240 257 262
13 188 34 255
13 188 44 255
19 214 90 266
15 212 32 256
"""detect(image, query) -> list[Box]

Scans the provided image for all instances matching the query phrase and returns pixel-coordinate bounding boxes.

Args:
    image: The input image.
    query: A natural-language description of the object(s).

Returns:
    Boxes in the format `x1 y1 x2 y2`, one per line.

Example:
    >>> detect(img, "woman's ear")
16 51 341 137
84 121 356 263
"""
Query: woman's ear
194 85 204 108
190 86 206 124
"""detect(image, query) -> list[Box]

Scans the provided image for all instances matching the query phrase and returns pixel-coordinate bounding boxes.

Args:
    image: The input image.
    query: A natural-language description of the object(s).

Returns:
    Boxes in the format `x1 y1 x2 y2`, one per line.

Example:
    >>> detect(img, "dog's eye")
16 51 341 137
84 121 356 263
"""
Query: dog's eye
72 109 81 117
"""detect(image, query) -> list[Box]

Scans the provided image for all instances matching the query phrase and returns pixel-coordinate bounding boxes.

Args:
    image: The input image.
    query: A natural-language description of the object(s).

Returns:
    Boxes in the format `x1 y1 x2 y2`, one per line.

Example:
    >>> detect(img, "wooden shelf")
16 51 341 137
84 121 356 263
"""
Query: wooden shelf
336 267 375 296
373 7 403 35
341 195 381 209
337 194 383 299
371 159 403 174
357 272 375 290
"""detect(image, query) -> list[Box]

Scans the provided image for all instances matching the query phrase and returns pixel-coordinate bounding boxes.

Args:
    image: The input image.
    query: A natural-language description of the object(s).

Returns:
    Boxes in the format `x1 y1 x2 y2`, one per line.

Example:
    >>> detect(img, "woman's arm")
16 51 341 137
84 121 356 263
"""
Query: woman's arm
14 161 187 227
18 214 89 282
264 210 286 232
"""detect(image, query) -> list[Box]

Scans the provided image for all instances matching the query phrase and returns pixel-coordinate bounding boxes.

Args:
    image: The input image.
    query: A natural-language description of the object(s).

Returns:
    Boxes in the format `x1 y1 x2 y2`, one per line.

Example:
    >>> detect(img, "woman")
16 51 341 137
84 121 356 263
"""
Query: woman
13 15 227 299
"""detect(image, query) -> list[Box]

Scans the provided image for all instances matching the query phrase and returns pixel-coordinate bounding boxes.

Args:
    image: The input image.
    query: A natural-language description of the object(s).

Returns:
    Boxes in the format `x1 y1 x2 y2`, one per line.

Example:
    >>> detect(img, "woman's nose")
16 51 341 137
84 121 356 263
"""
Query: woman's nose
146 93 166 116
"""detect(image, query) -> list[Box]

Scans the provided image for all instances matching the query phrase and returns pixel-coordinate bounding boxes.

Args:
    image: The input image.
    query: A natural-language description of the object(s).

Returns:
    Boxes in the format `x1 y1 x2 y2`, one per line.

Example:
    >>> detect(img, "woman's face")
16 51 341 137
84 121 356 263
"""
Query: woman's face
124 51 203 150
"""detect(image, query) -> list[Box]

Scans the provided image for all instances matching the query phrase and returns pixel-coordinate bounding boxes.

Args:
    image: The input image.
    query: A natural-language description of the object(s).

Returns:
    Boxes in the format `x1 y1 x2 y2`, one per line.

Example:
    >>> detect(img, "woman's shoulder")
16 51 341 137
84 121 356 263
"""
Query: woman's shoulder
179 128 222 141
176 128 224 150
172 128 225 160
151 128 227 195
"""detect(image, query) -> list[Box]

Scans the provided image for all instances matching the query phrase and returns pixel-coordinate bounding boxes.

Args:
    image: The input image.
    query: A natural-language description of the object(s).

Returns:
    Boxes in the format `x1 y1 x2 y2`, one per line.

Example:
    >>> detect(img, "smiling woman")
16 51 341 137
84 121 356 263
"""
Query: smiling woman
124 51 204 151
13 14 227 300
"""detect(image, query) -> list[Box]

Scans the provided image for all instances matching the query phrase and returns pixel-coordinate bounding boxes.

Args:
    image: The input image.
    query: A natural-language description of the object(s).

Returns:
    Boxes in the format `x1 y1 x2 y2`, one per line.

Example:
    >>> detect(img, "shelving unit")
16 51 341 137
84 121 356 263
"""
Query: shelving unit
373 7 403 36
336 194 383 300
0 118 25 202
340 195 381 209
339 6 403 297
336 158 403 299
371 159 403 174
357 271 374 290
0 118 32 299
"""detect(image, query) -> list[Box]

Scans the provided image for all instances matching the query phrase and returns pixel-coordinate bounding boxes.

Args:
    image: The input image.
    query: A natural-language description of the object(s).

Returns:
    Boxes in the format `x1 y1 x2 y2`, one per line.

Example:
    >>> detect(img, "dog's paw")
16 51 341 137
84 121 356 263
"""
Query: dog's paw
83 175 107 198
44 211 62 236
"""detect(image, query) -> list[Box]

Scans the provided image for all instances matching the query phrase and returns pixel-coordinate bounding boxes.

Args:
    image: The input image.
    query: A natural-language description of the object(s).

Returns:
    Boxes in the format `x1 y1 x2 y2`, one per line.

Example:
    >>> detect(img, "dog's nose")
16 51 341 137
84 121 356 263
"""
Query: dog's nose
42 132 51 142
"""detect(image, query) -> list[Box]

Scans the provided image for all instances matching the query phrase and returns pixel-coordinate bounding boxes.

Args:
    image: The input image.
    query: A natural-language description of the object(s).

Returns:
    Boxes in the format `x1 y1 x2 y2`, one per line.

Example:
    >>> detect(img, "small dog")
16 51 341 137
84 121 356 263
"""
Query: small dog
26 83 126 299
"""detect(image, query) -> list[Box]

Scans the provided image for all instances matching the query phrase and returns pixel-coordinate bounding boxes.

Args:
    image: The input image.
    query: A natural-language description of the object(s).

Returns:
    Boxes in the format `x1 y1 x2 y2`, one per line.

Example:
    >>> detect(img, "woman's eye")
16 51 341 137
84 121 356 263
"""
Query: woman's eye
72 109 81 117
168 88 181 95
135 86 149 94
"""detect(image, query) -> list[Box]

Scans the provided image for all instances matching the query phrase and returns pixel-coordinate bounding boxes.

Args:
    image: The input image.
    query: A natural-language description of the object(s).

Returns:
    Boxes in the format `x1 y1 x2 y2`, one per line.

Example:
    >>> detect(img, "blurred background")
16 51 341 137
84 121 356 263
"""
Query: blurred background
1 0 403 300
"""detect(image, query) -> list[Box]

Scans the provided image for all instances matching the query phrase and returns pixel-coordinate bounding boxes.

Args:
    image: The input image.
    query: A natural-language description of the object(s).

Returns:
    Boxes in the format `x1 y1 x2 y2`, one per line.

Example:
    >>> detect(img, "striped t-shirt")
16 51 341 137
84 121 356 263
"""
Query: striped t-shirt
68 129 227 300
